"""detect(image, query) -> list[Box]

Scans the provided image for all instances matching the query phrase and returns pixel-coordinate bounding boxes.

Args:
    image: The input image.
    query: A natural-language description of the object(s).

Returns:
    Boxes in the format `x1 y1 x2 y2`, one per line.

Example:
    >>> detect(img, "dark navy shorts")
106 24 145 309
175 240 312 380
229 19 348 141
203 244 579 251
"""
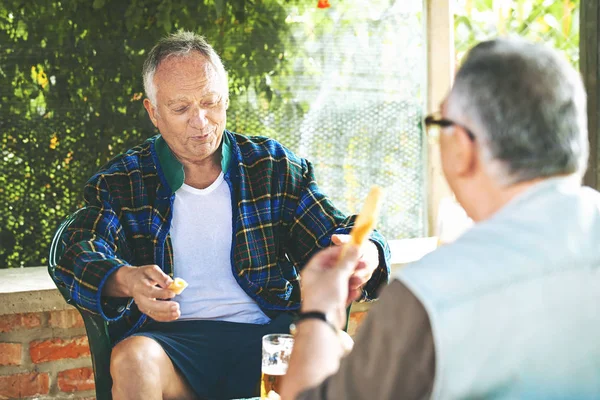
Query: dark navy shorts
132 314 293 400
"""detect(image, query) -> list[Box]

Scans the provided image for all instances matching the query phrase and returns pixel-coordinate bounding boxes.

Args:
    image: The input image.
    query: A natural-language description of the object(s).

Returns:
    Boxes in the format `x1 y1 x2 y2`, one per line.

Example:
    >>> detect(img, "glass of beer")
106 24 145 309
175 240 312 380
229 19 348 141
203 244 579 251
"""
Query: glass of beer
261 333 294 398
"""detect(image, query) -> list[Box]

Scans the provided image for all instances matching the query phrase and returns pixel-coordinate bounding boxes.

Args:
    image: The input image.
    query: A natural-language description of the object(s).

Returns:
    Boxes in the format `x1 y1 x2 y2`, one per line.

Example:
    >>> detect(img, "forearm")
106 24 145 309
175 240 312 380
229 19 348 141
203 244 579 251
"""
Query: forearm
281 320 344 400
56 202 133 300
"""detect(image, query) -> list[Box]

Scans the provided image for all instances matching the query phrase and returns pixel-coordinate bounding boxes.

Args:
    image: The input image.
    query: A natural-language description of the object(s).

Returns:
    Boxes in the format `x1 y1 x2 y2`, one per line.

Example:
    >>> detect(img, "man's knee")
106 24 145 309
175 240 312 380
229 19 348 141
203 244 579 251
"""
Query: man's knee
110 336 164 380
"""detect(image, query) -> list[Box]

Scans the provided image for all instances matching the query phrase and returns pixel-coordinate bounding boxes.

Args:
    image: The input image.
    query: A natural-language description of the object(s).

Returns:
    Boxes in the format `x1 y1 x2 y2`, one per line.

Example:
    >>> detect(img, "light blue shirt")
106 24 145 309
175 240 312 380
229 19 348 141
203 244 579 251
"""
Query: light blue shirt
396 176 600 399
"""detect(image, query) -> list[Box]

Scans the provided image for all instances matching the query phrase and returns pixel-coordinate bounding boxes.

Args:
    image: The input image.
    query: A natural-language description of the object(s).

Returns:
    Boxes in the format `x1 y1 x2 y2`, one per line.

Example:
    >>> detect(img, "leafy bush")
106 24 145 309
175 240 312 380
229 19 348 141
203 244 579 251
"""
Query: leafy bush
454 0 580 66
0 0 312 267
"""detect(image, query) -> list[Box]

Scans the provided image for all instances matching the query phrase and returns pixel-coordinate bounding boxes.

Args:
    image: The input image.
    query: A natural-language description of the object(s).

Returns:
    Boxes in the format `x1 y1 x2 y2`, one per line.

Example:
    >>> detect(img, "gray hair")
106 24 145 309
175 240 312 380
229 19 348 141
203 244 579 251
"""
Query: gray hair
142 31 228 106
446 37 588 185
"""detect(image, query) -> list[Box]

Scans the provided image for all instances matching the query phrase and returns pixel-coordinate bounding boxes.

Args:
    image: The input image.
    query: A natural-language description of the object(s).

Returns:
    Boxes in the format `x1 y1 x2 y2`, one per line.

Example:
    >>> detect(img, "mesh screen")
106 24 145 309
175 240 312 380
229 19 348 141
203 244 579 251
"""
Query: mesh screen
228 1 427 239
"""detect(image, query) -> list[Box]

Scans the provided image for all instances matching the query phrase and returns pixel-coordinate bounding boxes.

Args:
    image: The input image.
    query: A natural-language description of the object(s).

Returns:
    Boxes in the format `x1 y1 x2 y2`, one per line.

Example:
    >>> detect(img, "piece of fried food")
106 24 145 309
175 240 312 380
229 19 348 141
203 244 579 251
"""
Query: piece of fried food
168 277 188 295
349 186 383 246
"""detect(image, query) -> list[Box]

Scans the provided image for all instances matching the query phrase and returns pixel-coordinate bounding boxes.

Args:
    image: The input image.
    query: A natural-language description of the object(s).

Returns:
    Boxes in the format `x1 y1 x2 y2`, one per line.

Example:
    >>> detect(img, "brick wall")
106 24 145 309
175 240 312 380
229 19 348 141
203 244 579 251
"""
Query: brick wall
0 303 370 400
0 308 95 400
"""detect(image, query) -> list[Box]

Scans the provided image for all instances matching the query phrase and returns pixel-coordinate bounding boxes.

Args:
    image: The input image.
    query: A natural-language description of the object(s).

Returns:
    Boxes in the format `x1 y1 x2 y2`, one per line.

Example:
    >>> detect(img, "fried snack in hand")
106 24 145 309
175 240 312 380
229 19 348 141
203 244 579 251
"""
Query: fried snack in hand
350 186 383 246
337 186 383 263
168 277 188 295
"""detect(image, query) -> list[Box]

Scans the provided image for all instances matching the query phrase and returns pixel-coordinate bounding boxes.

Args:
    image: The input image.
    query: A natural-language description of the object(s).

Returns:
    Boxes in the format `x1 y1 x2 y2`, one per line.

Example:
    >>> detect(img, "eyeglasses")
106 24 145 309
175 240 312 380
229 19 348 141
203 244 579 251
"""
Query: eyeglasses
424 113 476 141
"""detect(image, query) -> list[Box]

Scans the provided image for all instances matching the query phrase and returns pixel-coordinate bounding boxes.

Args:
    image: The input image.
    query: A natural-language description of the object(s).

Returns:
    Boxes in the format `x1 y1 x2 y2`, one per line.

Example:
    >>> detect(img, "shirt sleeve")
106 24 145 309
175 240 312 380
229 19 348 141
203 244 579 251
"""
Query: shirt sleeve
296 280 435 400
285 158 391 299
54 175 133 320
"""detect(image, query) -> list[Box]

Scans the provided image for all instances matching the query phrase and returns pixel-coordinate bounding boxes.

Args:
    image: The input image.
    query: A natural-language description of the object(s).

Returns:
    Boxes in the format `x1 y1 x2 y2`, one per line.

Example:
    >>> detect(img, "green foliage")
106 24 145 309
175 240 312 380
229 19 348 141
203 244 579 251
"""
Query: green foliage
0 0 312 267
454 0 580 66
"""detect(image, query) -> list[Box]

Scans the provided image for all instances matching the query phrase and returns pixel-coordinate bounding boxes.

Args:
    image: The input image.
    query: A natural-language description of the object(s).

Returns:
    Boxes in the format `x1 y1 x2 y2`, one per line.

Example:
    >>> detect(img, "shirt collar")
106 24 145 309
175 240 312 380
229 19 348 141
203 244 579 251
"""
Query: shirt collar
154 131 232 193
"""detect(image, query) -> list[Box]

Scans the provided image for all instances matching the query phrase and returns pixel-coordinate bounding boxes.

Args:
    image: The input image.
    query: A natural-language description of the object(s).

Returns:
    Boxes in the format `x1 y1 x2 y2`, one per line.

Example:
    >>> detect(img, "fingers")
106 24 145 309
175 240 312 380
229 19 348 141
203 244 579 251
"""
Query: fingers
142 300 180 322
131 265 179 321
336 244 361 272
305 246 343 271
347 287 362 306
131 273 175 300
353 259 367 271
140 265 173 288
148 284 176 300
349 260 370 287
305 245 361 273
331 234 350 246
332 236 377 271
348 275 363 289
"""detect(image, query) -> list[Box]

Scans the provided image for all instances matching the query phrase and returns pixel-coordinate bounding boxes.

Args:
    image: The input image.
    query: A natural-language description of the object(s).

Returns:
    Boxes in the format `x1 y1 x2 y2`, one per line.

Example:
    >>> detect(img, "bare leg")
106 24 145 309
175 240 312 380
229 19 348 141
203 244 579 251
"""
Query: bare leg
110 336 197 400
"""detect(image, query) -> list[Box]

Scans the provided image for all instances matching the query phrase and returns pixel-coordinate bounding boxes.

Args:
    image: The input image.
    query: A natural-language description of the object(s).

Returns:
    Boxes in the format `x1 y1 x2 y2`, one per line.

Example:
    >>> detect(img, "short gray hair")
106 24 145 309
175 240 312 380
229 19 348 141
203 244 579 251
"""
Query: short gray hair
446 38 588 185
142 31 228 106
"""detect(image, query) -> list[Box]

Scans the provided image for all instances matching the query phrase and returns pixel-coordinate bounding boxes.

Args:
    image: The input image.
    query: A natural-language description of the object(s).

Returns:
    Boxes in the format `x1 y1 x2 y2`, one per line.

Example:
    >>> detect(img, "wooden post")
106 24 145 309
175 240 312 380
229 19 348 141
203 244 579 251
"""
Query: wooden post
580 0 599 189
426 0 454 234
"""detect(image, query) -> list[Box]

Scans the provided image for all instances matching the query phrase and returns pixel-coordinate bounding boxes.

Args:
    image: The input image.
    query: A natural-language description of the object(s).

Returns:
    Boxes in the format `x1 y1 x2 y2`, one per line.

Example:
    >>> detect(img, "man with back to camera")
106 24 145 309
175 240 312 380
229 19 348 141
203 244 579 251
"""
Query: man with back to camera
54 31 390 400
281 37 600 399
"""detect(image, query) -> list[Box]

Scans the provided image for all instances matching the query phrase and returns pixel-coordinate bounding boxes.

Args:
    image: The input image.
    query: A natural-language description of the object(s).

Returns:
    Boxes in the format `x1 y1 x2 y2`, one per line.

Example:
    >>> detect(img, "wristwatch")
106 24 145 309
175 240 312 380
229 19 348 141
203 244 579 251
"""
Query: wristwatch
289 311 338 336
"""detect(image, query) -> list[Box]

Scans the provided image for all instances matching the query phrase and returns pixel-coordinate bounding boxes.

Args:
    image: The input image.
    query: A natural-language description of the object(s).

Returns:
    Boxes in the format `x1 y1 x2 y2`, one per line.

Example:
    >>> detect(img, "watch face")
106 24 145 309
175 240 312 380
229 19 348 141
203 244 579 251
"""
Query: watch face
289 322 298 336
289 311 337 337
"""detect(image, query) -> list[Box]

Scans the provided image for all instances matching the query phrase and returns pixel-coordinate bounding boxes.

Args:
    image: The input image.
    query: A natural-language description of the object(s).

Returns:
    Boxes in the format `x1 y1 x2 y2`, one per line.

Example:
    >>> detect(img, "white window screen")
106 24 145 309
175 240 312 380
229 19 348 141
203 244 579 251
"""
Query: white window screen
227 1 427 239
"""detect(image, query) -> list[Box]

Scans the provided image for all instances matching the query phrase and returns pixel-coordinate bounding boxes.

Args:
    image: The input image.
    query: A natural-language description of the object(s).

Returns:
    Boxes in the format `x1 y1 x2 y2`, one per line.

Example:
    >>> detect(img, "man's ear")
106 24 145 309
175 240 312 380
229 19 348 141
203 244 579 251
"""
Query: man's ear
453 126 478 177
143 98 158 128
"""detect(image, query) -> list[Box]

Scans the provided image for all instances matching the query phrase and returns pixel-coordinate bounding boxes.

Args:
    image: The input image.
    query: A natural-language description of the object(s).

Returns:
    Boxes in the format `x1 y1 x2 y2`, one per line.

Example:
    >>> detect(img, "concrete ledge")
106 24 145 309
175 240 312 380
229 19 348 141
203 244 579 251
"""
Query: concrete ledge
388 237 437 265
0 289 72 316
0 266 58 294
0 267 71 316
0 237 437 316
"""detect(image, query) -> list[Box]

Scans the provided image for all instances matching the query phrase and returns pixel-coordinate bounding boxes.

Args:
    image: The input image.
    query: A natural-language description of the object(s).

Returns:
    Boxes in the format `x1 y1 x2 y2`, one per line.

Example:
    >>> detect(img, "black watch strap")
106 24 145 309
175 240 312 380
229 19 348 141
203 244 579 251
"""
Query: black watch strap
297 311 328 323
290 311 338 335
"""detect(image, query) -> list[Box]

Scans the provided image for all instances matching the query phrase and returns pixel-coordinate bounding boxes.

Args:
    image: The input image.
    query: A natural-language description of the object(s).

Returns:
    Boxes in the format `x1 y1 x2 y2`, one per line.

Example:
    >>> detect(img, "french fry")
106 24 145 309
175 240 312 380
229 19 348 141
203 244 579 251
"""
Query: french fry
339 186 384 260
350 186 384 245
168 277 188 295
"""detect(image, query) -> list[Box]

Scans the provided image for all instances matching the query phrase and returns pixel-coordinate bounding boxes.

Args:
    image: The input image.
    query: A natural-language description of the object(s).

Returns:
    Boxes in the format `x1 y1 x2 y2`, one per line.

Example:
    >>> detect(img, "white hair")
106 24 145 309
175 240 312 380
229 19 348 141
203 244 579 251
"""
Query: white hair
142 31 229 107
446 37 588 186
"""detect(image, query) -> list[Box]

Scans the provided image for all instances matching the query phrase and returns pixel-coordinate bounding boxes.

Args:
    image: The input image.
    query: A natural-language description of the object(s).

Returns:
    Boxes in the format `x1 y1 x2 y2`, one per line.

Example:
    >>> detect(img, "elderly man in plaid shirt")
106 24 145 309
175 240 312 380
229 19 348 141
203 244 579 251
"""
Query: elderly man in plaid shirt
55 31 390 400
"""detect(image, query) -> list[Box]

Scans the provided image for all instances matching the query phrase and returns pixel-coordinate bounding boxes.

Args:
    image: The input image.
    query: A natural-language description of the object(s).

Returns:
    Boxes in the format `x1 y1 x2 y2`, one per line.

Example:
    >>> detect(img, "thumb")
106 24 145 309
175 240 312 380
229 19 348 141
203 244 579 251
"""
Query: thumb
331 234 350 246
337 244 361 272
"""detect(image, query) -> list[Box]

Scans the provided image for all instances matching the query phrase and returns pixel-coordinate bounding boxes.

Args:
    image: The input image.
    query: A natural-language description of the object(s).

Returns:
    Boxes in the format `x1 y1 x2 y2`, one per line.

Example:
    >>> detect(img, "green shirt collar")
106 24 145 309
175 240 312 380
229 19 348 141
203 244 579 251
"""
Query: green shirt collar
155 131 232 193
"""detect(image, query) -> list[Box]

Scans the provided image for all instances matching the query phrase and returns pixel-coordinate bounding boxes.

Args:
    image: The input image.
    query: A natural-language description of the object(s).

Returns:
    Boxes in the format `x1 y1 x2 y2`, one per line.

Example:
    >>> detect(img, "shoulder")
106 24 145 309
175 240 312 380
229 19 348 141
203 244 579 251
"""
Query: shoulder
304 280 434 400
369 280 430 328
230 131 304 168
88 136 156 185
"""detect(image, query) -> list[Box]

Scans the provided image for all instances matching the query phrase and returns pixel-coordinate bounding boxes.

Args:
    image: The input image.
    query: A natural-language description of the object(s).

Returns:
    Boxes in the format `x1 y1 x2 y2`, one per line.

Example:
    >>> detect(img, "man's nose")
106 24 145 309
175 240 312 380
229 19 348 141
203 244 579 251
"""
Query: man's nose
189 106 209 128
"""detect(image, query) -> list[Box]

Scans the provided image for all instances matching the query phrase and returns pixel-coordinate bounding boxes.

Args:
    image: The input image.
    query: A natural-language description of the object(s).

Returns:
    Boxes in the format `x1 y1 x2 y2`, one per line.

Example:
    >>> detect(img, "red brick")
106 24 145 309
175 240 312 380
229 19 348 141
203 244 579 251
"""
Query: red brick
0 372 49 398
48 309 85 329
0 343 21 366
29 336 90 363
58 367 95 392
0 313 42 333
347 311 368 337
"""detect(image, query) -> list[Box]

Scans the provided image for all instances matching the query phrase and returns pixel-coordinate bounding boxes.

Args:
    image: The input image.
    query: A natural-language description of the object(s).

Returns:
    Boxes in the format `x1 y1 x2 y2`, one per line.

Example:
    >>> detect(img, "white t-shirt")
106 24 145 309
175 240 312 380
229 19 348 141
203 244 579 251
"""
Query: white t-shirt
170 172 270 324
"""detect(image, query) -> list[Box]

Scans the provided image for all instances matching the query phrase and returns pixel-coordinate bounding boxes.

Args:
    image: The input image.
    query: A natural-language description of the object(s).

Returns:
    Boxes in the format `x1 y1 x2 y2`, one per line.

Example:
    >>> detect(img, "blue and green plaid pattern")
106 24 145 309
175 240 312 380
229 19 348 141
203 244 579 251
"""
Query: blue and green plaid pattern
55 131 390 343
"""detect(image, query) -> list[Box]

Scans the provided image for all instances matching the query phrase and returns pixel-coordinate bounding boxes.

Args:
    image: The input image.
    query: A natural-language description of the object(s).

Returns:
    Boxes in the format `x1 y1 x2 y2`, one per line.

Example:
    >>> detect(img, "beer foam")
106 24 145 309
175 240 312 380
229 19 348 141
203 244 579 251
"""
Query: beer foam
262 364 288 376
263 339 294 353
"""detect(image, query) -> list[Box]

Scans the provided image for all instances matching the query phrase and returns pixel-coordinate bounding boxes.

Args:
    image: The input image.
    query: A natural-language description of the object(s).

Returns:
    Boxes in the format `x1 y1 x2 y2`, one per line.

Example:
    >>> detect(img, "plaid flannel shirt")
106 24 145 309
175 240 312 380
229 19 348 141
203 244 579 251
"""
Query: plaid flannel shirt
55 130 390 343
